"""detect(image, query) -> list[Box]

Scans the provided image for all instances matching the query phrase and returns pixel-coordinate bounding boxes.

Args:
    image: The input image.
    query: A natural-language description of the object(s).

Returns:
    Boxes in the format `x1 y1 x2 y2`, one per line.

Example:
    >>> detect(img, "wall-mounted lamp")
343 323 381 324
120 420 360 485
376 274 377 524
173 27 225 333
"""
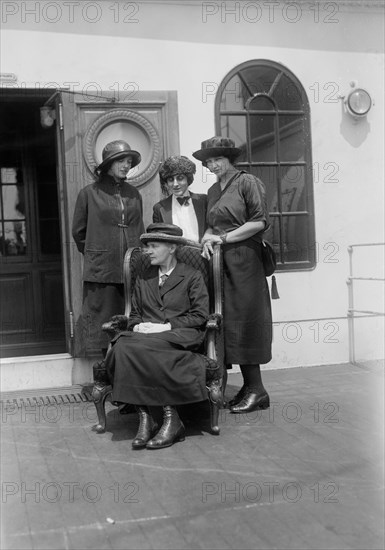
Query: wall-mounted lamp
343 82 373 121
40 105 56 128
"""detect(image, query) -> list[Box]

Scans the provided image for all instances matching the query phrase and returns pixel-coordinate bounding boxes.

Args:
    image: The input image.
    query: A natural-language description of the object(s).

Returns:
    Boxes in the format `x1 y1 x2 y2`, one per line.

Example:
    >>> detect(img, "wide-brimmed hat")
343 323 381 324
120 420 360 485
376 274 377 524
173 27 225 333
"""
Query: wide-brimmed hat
140 223 187 246
96 140 141 173
159 156 196 186
192 137 241 163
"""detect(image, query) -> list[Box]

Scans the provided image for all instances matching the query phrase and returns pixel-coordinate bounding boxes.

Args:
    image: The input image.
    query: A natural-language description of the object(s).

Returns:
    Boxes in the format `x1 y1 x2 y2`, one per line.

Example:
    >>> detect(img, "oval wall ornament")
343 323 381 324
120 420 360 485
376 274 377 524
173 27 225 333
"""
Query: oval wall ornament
83 109 161 186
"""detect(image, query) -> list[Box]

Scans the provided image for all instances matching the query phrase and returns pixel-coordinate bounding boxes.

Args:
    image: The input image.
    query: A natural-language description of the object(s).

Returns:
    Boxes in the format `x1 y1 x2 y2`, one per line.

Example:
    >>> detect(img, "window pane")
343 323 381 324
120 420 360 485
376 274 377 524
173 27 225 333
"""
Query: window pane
248 95 275 111
1 184 25 220
37 183 59 219
239 66 280 97
220 115 247 148
282 215 311 263
280 165 307 212
220 74 244 110
272 73 303 111
1 167 19 184
0 226 4 255
279 116 306 161
249 166 278 213
3 220 27 255
249 114 276 162
39 220 61 255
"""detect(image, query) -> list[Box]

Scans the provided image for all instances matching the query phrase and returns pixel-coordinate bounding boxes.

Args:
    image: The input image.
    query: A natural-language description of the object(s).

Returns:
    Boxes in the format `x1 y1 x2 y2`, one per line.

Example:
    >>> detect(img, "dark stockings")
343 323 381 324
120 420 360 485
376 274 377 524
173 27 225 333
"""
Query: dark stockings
240 364 266 394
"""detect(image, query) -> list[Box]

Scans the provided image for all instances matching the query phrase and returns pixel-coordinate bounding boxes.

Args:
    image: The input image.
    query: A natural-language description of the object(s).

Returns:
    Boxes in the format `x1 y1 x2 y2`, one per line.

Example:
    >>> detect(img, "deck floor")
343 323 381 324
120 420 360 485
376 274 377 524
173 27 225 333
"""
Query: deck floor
1 362 384 549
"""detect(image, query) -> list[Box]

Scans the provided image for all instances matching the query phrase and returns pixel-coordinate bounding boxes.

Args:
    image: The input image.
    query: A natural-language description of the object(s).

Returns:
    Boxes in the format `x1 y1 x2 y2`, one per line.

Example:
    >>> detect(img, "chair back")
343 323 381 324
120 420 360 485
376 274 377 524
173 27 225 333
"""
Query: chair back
123 245 222 318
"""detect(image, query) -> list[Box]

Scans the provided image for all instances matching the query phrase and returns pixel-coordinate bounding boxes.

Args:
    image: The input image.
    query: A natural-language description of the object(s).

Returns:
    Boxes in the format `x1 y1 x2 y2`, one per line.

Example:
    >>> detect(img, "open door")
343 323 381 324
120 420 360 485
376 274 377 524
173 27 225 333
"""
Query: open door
0 90 66 358
56 89 180 356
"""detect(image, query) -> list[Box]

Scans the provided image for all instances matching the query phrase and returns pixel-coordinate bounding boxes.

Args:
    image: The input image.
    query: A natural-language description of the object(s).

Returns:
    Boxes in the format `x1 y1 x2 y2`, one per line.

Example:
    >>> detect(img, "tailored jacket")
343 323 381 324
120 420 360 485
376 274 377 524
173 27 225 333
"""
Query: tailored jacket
72 175 144 284
118 262 209 350
152 193 207 241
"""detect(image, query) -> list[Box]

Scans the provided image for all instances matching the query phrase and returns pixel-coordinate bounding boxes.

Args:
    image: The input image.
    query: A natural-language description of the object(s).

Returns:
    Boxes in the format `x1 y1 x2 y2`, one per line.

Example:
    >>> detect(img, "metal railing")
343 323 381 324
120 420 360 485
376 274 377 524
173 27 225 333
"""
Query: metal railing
347 243 385 364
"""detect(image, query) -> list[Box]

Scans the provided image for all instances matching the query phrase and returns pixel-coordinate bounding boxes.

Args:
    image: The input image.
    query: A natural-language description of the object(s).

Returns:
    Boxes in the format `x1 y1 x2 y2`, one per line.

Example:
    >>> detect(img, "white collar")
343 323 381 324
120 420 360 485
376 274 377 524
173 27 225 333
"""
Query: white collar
159 266 176 278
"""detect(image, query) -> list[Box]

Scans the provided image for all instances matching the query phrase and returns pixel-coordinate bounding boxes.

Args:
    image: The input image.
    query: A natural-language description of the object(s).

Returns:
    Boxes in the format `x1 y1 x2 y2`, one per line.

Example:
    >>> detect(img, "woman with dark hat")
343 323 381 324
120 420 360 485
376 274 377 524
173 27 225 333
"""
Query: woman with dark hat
72 140 144 357
192 137 272 414
105 222 219 449
153 156 207 243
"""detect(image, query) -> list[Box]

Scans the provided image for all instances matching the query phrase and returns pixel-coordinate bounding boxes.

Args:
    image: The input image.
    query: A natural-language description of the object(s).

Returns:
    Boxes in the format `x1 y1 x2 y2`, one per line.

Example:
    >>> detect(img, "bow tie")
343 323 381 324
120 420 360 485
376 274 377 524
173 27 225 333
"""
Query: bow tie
177 196 190 206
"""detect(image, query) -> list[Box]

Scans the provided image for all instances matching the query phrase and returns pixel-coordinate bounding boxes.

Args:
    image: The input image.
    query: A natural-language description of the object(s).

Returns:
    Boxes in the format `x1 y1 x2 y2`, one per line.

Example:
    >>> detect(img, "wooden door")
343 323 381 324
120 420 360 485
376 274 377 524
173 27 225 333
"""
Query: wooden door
0 96 66 357
57 90 180 356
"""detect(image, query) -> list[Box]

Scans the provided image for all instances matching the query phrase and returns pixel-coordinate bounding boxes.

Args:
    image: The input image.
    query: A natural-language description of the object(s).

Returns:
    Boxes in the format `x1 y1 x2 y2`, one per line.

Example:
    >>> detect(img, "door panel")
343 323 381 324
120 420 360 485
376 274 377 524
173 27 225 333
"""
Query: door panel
1 272 34 339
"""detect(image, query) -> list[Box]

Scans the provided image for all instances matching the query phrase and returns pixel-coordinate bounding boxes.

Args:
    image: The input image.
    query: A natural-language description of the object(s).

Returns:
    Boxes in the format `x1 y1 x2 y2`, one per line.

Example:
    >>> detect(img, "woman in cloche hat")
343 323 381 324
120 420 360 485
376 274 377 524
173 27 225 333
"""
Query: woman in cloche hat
193 137 272 414
72 140 144 357
153 156 207 243
105 223 220 450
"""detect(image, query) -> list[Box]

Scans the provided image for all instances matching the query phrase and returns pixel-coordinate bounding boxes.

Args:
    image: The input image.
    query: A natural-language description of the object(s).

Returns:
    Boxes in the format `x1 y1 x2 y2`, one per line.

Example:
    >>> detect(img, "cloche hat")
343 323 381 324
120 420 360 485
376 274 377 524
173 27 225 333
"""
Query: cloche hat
192 136 241 163
140 223 187 246
96 140 141 173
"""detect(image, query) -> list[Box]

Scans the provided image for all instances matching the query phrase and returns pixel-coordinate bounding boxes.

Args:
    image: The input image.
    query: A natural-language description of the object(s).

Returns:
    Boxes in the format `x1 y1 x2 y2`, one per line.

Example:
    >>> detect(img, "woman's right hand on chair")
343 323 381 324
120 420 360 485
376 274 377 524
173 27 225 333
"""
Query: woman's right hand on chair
201 235 222 260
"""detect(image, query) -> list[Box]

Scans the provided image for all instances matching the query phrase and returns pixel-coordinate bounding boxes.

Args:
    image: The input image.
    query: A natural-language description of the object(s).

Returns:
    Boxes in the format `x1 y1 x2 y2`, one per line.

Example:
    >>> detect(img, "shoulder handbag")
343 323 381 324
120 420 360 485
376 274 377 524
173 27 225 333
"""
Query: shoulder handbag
261 240 280 299
261 240 276 276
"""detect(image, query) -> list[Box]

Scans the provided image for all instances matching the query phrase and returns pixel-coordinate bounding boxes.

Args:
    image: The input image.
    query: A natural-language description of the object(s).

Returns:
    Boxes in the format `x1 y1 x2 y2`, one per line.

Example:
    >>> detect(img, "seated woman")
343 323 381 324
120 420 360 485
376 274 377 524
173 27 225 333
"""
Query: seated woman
105 223 219 450
152 156 207 243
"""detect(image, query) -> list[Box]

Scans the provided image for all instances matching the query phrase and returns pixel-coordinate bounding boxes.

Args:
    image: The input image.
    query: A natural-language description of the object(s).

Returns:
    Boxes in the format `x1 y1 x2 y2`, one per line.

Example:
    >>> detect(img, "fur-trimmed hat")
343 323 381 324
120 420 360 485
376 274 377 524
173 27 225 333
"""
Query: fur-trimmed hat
96 140 141 173
192 137 241 163
159 156 196 187
140 223 187 246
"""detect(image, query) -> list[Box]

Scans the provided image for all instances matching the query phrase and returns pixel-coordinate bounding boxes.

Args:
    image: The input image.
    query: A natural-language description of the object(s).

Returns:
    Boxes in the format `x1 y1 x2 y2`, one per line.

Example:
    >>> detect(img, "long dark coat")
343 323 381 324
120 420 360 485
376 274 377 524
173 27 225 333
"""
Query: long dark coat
152 193 207 241
72 174 144 283
105 262 209 406
72 174 144 352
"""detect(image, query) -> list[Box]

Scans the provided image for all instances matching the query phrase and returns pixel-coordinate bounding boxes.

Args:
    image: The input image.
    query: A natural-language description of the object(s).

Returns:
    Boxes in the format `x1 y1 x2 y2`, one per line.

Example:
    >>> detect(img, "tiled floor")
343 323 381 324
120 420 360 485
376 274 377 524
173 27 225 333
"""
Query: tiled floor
1 362 384 549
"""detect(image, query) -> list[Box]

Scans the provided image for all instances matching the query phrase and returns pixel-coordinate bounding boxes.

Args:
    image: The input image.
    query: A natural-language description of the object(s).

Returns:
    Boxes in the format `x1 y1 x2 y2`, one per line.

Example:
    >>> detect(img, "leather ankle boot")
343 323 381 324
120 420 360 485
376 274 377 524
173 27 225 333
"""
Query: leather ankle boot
228 385 248 408
146 406 185 449
230 389 270 413
132 406 158 450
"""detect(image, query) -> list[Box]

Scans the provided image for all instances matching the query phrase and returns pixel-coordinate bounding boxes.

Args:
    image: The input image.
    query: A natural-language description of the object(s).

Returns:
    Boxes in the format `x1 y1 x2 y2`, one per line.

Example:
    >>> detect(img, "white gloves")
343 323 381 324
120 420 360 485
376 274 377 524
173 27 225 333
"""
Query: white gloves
133 322 172 334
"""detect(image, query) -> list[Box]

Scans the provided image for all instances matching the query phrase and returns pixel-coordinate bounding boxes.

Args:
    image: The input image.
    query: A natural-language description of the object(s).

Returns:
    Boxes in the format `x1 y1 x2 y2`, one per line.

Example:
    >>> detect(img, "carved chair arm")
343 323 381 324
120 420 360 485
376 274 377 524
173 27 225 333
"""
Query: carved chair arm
102 314 129 339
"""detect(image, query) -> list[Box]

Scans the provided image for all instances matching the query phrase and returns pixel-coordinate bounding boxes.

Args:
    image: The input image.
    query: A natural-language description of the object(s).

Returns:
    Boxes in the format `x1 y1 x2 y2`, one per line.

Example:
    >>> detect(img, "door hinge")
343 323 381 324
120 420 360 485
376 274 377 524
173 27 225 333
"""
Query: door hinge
69 311 74 338
58 102 63 130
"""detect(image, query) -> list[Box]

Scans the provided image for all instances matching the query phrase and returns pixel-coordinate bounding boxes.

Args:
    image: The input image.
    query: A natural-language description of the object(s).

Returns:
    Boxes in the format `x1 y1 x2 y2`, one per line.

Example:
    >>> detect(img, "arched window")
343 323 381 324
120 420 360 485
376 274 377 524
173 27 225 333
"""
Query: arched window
215 60 316 270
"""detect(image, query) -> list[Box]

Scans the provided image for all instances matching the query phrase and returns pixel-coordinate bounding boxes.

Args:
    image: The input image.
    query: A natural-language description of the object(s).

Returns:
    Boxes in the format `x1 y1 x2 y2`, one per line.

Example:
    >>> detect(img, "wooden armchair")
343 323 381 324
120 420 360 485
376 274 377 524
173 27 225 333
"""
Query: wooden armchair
91 244 225 435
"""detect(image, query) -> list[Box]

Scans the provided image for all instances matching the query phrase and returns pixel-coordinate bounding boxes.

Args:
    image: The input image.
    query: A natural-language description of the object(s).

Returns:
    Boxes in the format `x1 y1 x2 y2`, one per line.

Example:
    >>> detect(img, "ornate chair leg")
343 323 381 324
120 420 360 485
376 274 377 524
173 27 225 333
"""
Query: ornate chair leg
207 379 224 435
222 367 228 407
91 383 113 433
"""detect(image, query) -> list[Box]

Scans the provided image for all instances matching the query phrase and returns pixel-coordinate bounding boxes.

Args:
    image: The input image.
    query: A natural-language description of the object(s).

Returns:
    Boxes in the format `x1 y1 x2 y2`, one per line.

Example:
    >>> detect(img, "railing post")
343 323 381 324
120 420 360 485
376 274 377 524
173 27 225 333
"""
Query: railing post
347 245 356 364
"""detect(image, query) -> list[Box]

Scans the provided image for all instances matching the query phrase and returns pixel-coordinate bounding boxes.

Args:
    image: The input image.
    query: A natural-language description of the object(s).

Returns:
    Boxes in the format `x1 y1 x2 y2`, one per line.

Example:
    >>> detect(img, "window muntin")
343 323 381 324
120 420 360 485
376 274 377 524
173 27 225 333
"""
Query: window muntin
216 60 316 270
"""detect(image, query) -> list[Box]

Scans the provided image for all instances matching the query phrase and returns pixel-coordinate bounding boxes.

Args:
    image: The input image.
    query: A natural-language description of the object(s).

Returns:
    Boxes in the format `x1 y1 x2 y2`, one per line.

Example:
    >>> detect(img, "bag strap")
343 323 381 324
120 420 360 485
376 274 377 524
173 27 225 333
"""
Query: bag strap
218 171 240 198
207 171 240 218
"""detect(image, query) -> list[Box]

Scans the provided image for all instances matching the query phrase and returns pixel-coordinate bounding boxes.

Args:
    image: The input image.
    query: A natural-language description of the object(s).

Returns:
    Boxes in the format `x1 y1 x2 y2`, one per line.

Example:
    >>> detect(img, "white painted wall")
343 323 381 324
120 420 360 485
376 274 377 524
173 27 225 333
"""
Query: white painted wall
2 1 384 375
